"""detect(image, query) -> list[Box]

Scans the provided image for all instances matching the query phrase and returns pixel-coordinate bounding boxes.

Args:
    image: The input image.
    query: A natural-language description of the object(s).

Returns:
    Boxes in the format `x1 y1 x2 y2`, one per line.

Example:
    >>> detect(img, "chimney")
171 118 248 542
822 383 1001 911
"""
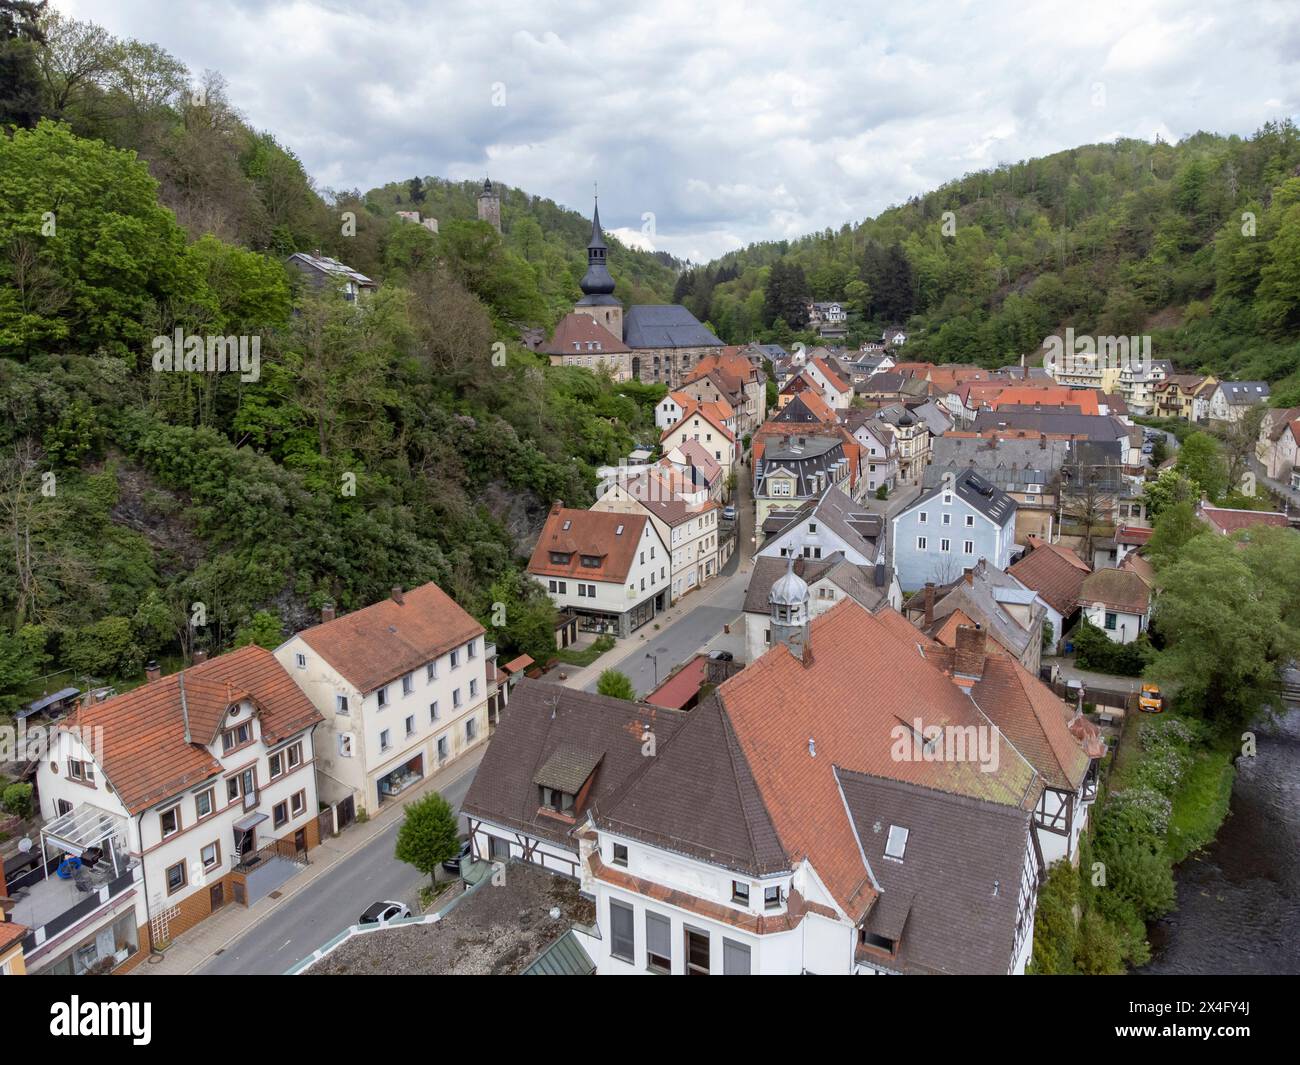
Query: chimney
924 582 935 626
963 567 974 586
391 585 405 605
1039 433 1046 450
192 649 208 665
793 556 805 577
321 601 336 623
954 623 987 677
145 660 161 684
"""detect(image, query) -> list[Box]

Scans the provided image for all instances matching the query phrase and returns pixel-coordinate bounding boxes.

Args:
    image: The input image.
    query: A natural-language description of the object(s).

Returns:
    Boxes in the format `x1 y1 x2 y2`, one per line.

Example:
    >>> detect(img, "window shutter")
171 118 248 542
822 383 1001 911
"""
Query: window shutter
723 938 751 975
646 911 671 959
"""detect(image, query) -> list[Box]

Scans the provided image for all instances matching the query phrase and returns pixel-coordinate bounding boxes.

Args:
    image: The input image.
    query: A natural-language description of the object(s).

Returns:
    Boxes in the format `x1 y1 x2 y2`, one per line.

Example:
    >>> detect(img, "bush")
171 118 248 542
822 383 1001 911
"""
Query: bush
875 484 889 500
1028 860 1078 974
2 782 34 818
1072 620 1151 676
596 669 635 700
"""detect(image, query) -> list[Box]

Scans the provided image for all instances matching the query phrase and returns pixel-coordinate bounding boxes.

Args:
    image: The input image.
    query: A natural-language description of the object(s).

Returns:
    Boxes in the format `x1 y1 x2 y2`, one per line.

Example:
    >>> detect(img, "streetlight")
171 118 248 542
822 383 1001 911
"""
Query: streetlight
645 646 669 687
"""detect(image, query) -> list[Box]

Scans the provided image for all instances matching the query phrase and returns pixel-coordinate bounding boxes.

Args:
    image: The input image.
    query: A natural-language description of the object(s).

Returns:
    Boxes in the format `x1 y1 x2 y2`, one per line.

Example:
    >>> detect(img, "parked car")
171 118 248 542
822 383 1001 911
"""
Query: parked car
442 838 472 874
1138 684 1164 713
722 505 737 521
359 900 411 925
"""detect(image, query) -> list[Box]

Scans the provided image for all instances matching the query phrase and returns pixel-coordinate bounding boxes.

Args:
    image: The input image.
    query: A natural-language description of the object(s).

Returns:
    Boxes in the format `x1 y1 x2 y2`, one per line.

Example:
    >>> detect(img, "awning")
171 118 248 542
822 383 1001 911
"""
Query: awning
233 812 269 833
40 802 126 857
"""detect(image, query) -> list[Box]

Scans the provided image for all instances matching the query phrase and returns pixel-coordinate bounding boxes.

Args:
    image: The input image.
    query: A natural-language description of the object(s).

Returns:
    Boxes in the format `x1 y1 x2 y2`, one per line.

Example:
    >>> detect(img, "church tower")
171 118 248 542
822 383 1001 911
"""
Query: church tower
477 177 501 233
576 198 623 340
769 556 811 661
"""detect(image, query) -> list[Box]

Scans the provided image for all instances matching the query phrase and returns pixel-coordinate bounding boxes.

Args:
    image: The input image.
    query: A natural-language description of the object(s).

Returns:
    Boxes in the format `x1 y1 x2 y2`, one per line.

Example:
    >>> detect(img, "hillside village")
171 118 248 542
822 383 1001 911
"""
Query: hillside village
1 1 1300 994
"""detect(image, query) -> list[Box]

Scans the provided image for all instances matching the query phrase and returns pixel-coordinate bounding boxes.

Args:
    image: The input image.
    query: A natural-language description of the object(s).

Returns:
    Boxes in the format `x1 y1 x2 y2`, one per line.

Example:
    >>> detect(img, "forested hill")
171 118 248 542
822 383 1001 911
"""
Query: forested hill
680 127 1300 403
0 3 670 709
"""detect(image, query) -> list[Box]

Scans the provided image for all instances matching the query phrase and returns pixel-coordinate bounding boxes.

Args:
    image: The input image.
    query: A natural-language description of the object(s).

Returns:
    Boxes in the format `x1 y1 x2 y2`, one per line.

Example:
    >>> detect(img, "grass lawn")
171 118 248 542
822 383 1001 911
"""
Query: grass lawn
1165 740 1236 864
553 636 616 668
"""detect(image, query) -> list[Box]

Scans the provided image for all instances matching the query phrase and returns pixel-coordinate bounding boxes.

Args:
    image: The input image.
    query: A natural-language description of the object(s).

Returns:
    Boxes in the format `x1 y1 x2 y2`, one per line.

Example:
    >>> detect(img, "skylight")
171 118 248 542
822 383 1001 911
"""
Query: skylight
884 825 909 860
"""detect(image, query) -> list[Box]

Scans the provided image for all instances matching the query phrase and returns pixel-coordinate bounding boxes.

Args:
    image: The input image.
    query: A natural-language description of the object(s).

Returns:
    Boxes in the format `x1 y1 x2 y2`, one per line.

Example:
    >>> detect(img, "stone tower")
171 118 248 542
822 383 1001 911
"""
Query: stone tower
477 177 501 233
575 198 623 340
769 556 811 660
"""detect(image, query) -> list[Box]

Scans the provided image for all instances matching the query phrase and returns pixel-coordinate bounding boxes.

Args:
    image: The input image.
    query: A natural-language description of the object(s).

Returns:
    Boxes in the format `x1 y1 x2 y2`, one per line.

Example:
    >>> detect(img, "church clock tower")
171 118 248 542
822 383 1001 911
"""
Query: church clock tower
575 199 623 340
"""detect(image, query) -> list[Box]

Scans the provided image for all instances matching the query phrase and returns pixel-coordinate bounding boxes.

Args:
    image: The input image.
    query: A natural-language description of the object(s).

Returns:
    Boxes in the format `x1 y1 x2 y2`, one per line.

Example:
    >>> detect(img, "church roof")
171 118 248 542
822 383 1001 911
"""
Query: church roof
624 305 723 350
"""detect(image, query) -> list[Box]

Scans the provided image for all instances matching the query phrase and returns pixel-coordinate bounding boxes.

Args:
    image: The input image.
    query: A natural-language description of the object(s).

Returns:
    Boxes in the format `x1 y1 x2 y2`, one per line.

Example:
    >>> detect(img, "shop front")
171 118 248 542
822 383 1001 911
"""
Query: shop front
377 754 424 805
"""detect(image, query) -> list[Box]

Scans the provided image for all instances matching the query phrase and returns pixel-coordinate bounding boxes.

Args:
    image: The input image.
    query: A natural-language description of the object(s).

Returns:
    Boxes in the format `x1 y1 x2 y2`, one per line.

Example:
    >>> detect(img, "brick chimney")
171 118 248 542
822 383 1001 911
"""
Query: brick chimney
923 582 935 626
963 567 974 586
145 660 161 684
391 586 405 605
954 623 987 677
192 649 208 665
321 601 336 623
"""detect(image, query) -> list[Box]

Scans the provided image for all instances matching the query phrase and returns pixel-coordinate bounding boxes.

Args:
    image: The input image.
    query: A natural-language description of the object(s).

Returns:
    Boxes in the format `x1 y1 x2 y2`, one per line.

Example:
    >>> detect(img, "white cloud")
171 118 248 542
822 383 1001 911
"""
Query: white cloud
59 0 1300 261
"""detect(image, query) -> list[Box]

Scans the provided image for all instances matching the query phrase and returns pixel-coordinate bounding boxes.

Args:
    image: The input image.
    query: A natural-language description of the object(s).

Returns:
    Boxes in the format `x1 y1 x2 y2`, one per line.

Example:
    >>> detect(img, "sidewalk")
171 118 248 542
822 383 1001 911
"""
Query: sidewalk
129 743 488 976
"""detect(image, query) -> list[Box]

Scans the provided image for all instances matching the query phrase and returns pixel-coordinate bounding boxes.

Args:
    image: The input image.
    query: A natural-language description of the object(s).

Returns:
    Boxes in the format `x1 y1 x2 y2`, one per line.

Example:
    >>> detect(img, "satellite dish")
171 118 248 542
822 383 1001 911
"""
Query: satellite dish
18 837 32 853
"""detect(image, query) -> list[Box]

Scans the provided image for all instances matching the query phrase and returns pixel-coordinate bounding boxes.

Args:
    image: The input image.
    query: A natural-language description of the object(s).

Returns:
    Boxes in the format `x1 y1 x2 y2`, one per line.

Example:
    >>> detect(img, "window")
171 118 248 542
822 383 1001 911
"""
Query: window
764 885 781 910
723 938 751 975
221 722 251 754
68 759 95 784
226 776 241 802
287 743 302 770
612 843 629 867
732 881 750 905
453 688 462 709
1104 611 1118 630
964 540 974 554
450 649 460 669
610 900 635 962
273 801 288 829
426 661 437 682
965 515 974 527
940 538 950 552
195 788 214 820
488 835 509 861
541 786 575 814
338 733 354 758
201 841 220 871
437 737 449 761
885 824 909 860
291 790 306 817
917 536 927 550
379 729 391 752
376 686 389 709
402 673 414 696
336 694 349 714
430 700 440 723
295 653 306 669
165 861 187 894
646 911 672 973
919 511 928 524
269 751 284 779
469 678 478 698
405 715 416 737
159 806 180 839
466 640 477 659
466 718 477 742
942 513 951 526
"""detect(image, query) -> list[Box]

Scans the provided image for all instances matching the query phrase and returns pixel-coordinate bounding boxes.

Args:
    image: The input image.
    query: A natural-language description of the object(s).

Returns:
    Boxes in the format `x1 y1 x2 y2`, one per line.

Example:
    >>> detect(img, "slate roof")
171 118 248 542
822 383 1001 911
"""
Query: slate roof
754 434 848 498
528 507 651 583
1079 568 1151 615
743 552 888 614
839 769 1032 975
973 410 1130 443
926 436 1070 493
295 582 485 695
759 486 883 559
624 305 723 350
65 646 323 815
1216 381 1271 406
913 562 1042 661
462 680 687 851
287 252 375 288
903 468 1017 527
774 390 837 425
1008 541 1090 616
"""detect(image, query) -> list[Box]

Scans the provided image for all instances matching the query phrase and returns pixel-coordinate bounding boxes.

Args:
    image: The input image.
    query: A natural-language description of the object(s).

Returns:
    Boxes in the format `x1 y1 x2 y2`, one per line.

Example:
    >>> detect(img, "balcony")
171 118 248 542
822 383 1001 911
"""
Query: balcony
10 860 139 957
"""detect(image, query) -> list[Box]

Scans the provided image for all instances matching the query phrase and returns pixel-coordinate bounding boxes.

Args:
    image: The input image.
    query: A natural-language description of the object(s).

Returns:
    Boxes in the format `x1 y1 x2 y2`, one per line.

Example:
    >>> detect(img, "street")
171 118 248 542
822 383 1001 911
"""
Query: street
195 761 479 975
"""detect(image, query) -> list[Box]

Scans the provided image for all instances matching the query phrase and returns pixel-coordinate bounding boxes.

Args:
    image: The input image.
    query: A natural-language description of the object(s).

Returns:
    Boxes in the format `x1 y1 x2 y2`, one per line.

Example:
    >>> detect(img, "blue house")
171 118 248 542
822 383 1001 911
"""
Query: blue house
891 469 1018 590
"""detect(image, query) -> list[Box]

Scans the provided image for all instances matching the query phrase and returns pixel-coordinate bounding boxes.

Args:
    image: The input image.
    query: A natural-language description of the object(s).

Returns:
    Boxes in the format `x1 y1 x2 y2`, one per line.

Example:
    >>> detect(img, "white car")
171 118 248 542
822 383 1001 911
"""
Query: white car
359 900 411 925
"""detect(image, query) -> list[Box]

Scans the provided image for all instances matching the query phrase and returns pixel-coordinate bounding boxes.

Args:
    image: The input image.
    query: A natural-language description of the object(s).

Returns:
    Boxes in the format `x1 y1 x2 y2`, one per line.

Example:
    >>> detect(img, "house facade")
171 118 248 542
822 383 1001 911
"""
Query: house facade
891 469 1017 590
276 582 491 816
659 401 737 470
21 646 321 974
1078 569 1150 644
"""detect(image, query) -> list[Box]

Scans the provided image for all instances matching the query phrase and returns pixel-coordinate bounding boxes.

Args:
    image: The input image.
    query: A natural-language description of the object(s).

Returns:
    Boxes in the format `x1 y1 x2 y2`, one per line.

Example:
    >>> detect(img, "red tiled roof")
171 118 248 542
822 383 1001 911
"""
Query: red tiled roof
812 356 852 394
528 506 651 584
1115 524 1153 546
66 646 323 814
541 312 629 355
0 920 28 955
1008 542 1090 617
1198 505 1290 535
718 601 1040 921
991 387 1099 415
502 655 535 674
661 398 735 444
297 582 485 695
645 655 709 710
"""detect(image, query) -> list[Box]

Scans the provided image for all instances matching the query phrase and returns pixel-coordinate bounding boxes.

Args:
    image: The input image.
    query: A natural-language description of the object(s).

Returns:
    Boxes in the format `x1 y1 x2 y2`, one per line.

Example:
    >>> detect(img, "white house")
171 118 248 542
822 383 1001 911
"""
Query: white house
756 486 885 566
660 400 738 470
1078 568 1151 644
654 391 691 431
804 357 854 410
528 504 671 636
275 582 492 817
20 646 322 974
1206 381 1271 424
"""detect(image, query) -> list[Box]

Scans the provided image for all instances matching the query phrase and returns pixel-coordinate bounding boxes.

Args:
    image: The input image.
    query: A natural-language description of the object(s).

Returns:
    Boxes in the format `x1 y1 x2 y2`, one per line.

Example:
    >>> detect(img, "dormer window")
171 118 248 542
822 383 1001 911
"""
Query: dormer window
540 786 575 814
731 881 750 906
221 721 252 754
549 551 572 565
764 885 781 910
580 554 602 568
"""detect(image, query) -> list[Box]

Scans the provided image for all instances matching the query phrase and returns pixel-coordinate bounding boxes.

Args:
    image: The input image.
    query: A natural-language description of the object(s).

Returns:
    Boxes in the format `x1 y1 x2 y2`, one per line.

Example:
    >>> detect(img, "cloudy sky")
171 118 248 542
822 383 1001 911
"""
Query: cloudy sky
62 0 1300 262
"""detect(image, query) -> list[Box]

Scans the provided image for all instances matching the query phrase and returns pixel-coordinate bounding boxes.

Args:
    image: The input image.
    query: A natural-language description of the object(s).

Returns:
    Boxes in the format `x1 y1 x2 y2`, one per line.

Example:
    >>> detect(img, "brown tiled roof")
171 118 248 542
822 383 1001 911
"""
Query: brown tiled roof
0 920 28 954
1115 524 1153 545
812 356 852 394
297 582 485 695
1198 505 1290 534
1008 541 1090 616
462 680 687 851
717 600 1040 920
662 398 735 444
66 646 323 814
528 506 652 583
541 312 629 355
1079 568 1151 615
970 655 1090 792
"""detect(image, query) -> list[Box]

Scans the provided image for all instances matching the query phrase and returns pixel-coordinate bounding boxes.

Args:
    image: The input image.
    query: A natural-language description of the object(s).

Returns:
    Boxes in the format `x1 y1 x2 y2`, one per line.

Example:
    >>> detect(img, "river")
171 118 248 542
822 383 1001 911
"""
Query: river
1138 704 1300 975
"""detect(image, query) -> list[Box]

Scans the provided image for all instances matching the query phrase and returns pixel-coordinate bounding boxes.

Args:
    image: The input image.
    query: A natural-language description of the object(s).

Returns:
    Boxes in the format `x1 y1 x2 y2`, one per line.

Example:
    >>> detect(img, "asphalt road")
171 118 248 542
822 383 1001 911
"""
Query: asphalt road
584 604 743 698
196 762 479 975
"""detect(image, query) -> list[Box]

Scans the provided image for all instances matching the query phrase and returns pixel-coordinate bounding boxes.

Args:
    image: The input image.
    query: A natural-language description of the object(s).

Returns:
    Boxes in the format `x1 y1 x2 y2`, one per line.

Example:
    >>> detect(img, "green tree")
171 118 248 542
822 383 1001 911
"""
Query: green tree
1145 501 1205 567
1174 432 1226 502
394 791 460 882
233 609 284 650
0 1 46 129
596 668 635 700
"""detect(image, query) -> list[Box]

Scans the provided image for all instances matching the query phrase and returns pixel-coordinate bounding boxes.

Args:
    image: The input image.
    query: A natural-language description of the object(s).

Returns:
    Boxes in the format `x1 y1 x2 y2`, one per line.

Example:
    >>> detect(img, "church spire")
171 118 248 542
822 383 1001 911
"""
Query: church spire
578 196 616 300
